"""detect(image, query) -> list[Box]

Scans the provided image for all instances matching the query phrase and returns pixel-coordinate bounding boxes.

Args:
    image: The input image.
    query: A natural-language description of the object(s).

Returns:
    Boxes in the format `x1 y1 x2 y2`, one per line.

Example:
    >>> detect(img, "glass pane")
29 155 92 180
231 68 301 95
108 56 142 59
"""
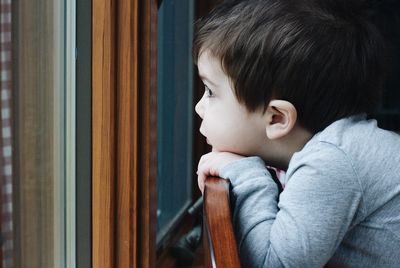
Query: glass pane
0 0 72 266
157 0 194 242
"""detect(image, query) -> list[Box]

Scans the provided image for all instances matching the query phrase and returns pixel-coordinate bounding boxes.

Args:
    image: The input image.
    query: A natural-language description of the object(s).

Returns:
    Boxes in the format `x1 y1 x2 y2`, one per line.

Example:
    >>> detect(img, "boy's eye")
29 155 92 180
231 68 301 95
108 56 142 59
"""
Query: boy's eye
205 85 213 97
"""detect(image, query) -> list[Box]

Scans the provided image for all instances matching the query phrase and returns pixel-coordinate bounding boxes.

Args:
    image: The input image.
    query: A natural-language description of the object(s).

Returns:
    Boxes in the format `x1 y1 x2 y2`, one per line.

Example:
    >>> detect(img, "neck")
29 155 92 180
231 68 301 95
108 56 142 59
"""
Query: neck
261 125 313 170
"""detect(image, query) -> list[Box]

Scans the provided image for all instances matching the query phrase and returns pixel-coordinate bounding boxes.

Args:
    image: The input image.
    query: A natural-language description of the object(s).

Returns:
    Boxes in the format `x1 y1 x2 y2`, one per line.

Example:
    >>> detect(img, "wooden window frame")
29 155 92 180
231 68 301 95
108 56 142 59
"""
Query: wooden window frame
92 0 157 267
92 0 220 267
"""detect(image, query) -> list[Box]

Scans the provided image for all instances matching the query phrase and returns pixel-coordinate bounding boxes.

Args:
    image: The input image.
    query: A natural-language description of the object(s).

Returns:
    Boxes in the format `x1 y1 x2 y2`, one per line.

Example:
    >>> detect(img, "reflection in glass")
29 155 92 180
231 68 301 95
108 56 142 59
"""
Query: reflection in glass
0 0 70 267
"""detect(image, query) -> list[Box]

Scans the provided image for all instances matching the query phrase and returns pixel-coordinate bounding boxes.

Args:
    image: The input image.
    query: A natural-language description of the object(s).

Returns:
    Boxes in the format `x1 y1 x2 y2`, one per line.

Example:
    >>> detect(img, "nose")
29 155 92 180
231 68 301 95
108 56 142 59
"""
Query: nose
195 94 205 119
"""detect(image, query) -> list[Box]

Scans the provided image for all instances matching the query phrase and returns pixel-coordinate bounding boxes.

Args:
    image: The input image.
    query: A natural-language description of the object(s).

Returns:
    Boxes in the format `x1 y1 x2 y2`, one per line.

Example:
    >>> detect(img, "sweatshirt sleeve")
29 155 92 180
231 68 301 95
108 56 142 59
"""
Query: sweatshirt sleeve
219 144 363 268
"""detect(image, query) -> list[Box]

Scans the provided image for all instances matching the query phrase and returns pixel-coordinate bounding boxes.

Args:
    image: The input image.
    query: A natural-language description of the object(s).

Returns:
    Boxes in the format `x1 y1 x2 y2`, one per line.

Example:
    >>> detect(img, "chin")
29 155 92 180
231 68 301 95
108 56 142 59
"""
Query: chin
213 147 246 156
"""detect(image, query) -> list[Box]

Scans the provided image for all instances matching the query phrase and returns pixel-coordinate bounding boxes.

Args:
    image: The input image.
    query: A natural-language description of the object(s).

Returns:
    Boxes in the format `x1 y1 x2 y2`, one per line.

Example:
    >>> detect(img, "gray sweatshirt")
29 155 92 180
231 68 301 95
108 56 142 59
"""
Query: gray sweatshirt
220 115 400 267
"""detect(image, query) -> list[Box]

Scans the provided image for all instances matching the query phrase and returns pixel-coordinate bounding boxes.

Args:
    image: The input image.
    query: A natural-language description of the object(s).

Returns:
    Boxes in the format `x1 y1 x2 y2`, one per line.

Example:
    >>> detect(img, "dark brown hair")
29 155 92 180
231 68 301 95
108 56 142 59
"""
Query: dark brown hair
193 0 386 133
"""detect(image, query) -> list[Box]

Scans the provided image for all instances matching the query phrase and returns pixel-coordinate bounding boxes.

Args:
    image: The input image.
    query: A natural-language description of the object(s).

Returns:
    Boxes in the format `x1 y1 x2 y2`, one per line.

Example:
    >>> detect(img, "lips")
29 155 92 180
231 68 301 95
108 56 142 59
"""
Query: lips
200 131 210 145
199 125 205 137
199 126 210 145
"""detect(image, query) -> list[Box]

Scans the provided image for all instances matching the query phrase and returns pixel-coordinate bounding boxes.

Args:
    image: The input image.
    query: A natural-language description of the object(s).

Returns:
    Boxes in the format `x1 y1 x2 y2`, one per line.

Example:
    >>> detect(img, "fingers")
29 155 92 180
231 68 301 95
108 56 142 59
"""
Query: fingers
197 171 205 194
197 152 215 194
196 151 244 194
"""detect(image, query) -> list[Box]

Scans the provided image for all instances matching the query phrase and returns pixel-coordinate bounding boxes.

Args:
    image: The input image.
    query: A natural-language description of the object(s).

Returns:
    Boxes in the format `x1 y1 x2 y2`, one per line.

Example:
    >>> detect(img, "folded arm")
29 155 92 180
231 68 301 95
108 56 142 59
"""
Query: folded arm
218 148 362 268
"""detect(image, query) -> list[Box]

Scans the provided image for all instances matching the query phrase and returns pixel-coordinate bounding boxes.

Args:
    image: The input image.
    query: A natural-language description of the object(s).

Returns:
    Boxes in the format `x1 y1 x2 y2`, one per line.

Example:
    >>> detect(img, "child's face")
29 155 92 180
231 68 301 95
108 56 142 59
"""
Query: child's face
195 51 269 156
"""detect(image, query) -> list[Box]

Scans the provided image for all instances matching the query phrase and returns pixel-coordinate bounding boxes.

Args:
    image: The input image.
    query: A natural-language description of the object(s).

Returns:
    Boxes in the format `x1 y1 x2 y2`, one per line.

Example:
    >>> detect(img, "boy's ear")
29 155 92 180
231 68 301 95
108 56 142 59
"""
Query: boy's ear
265 100 297 140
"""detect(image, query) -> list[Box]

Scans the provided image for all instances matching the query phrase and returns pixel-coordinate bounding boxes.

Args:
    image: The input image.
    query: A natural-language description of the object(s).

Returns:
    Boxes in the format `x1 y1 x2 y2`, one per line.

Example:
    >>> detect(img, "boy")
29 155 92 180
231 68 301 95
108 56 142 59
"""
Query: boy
194 0 400 267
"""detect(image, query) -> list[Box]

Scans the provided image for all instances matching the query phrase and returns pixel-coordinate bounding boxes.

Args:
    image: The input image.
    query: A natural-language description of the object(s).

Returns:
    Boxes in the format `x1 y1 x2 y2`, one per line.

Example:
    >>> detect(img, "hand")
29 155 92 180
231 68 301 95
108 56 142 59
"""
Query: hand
197 150 244 193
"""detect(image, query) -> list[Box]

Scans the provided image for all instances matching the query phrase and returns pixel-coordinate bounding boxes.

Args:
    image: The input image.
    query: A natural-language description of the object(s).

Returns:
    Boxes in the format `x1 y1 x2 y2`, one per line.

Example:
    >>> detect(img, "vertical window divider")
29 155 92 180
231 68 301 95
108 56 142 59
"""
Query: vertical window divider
65 0 76 266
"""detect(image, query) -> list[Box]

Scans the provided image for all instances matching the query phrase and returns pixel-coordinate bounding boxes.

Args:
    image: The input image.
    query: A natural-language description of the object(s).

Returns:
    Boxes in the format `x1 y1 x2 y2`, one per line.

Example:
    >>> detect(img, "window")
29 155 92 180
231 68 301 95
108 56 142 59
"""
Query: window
156 0 195 244
0 0 76 266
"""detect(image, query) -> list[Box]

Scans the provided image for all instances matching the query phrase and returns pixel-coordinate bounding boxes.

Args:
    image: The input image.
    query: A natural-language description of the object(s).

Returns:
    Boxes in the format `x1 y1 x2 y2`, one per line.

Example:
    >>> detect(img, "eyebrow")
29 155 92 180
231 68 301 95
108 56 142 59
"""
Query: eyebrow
199 74 217 87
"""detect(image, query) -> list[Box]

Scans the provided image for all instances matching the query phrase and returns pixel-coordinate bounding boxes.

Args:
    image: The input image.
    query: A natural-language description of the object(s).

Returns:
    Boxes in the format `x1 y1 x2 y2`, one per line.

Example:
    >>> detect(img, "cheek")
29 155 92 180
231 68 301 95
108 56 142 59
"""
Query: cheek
204 117 255 152
201 112 231 138
219 120 266 154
